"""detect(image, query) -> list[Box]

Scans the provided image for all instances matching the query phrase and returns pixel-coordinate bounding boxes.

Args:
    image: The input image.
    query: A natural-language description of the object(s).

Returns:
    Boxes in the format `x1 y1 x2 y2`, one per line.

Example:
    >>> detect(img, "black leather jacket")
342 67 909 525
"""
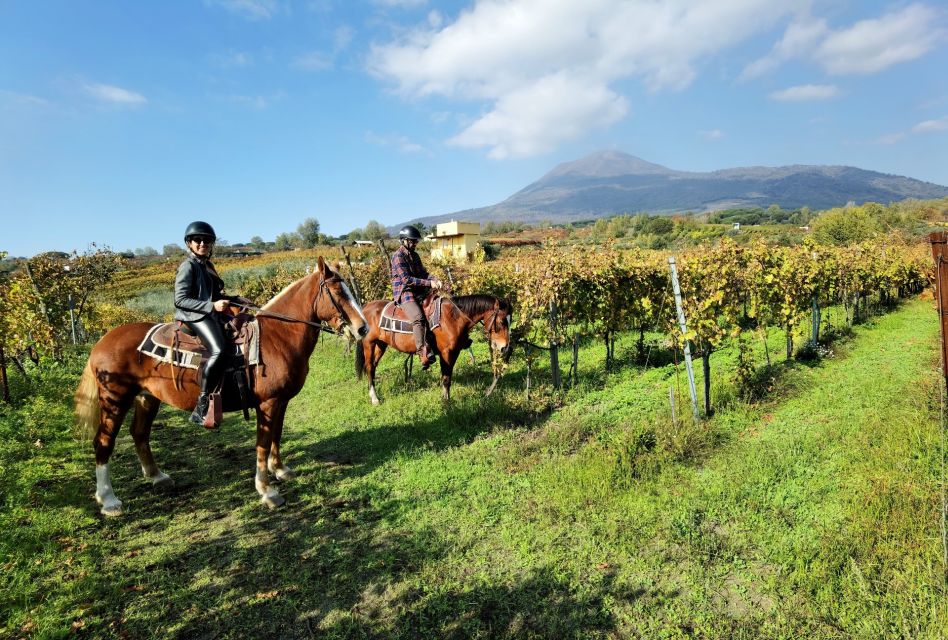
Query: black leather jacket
174 254 225 322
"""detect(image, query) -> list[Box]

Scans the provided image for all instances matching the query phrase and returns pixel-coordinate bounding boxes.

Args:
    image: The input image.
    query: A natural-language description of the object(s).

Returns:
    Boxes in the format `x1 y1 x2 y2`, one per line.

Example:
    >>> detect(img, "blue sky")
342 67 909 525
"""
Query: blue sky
1 0 946 257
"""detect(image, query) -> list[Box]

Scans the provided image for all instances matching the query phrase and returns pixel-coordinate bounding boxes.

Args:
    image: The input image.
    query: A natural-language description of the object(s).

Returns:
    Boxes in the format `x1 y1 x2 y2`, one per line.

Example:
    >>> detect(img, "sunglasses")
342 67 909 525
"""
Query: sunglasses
190 237 214 245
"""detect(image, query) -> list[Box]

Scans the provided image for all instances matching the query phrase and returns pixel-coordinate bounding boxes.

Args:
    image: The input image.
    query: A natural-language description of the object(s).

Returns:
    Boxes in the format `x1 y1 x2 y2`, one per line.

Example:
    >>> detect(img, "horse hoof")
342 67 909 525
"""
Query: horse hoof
371 397 381 406
150 473 174 489
100 500 124 517
261 492 286 509
274 467 295 482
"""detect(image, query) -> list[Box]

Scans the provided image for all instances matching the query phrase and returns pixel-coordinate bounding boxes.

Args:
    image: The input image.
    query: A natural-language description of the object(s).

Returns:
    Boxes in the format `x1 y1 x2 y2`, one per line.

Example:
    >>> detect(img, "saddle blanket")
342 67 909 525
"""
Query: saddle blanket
380 298 443 334
136 320 261 370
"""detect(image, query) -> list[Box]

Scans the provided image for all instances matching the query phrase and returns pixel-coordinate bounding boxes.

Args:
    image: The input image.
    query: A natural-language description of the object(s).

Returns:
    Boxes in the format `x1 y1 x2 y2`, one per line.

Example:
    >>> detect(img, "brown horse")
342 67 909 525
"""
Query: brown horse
75 257 368 516
356 294 512 404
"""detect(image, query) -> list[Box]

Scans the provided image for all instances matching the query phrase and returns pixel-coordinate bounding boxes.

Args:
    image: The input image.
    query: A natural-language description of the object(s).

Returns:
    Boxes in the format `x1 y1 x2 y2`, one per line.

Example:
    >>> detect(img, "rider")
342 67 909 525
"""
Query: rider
174 221 230 426
391 225 443 369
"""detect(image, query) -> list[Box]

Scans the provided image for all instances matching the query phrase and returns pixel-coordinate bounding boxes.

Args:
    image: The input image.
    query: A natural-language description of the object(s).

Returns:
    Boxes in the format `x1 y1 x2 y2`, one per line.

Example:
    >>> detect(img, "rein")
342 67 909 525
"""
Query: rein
450 295 502 337
229 278 346 335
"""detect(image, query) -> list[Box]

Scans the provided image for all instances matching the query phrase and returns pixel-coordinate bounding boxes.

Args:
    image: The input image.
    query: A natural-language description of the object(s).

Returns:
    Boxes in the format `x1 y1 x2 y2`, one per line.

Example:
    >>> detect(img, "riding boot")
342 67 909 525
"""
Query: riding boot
190 393 210 425
418 343 436 370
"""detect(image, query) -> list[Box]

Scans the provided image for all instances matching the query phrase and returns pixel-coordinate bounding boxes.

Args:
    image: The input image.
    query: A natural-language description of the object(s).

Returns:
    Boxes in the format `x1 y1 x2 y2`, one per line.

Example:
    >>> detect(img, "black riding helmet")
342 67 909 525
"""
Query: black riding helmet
184 221 217 243
398 225 422 241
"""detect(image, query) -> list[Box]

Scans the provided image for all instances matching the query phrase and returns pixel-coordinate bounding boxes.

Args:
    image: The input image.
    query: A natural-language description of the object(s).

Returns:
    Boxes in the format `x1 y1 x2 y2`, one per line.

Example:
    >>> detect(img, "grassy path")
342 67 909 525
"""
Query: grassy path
1 298 945 638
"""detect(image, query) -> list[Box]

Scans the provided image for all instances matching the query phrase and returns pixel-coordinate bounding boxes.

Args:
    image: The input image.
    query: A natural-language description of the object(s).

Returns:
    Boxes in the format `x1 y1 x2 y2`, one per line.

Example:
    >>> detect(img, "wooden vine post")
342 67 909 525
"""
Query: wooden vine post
377 239 392 276
931 232 948 393
931 231 948 580
549 300 561 390
0 344 8 403
811 297 820 345
338 245 363 305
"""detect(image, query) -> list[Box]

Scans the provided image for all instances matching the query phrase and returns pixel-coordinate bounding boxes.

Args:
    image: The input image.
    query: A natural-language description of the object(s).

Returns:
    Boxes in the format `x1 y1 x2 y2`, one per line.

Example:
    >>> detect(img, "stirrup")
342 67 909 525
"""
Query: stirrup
418 348 436 369
189 393 220 429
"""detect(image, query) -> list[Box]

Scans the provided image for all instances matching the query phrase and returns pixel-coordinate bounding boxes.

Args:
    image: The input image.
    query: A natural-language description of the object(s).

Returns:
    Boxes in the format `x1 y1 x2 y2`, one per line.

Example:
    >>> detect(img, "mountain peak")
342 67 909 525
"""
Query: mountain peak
408 149 948 230
544 150 674 180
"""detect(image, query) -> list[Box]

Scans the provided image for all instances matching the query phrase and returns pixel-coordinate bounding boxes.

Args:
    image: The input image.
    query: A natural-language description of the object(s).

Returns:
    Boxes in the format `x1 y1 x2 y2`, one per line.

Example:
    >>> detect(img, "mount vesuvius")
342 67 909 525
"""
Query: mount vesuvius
412 150 948 227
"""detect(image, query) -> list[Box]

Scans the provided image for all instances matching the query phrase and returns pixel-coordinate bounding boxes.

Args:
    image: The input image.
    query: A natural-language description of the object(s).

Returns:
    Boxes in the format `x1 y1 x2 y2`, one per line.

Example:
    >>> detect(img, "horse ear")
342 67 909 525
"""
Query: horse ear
317 256 329 276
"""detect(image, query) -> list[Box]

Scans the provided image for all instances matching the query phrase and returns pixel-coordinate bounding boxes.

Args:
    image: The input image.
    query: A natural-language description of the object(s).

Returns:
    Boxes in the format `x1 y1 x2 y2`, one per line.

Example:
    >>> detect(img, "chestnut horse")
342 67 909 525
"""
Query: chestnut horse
75 257 368 516
356 294 512 404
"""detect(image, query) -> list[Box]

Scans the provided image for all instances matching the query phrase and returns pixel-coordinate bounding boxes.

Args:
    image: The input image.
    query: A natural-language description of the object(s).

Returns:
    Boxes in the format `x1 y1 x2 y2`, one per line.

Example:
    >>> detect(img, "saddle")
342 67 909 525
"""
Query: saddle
380 294 444 334
136 313 262 421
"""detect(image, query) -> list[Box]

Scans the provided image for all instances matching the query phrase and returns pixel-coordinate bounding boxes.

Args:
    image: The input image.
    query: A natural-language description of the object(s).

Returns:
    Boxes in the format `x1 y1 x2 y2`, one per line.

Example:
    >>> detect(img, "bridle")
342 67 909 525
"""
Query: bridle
483 300 510 344
232 274 353 335
317 276 350 329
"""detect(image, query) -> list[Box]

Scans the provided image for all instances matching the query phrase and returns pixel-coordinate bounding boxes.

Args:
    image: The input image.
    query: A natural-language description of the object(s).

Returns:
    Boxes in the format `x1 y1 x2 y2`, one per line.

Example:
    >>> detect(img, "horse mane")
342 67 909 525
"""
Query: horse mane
261 270 344 311
453 294 503 318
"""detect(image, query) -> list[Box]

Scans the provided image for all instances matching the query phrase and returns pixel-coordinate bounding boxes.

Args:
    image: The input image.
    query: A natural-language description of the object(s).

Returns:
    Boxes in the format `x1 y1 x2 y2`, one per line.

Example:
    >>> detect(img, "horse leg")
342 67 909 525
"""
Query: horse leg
130 393 172 488
93 391 135 517
439 355 455 403
368 342 387 406
255 399 286 509
267 402 294 482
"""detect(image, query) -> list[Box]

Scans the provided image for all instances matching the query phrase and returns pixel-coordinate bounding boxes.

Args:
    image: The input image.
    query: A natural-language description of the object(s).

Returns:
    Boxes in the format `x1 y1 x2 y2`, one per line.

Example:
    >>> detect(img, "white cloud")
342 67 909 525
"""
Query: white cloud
211 51 253 68
334 26 355 51
912 116 948 133
743 4 943 78
226 91 285 109
294 51 333 71
740 16 828 81
816 4 942 75
294 27 353 72
0 90 50 107
83 83 147 106
206 0 280 20
700 129 724 140
374 0 427 7
449 72 628 158
364 130 428 155
769 84 840 101
873 132 906 145
370 0 804 158
872 115 947 144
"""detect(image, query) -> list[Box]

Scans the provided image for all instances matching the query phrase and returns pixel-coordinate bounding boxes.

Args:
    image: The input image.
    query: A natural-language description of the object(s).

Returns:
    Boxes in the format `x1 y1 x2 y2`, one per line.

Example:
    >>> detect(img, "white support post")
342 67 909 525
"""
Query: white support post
668 257 700 422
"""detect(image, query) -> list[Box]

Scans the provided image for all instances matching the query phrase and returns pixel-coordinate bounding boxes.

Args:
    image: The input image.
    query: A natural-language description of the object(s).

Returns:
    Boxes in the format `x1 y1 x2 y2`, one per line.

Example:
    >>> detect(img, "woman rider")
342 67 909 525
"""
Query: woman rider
391 225 443 369
174 221 229 426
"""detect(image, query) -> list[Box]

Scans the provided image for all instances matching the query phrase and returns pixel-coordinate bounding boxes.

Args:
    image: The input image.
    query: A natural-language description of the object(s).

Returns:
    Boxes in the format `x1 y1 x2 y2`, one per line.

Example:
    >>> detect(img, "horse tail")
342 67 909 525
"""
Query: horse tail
74 358 100 440
355 341 365 380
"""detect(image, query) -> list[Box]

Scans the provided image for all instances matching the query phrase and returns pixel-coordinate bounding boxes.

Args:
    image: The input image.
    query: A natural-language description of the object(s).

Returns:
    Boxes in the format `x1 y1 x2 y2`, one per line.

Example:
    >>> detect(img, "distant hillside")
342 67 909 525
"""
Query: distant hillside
411 150 948 228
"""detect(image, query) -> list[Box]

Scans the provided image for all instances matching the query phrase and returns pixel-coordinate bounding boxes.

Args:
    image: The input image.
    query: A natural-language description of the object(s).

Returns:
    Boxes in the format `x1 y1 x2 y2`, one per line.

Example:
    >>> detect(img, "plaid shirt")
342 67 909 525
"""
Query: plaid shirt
391 244 430 303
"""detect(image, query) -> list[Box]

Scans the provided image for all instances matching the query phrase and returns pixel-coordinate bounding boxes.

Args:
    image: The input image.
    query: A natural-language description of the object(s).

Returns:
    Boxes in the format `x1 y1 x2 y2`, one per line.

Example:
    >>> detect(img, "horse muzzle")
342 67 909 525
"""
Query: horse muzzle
494 341 512 361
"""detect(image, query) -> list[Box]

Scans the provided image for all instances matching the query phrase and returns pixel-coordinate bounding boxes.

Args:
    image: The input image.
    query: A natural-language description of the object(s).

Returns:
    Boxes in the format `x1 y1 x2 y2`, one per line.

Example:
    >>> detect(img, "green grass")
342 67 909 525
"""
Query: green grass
1 299 945 638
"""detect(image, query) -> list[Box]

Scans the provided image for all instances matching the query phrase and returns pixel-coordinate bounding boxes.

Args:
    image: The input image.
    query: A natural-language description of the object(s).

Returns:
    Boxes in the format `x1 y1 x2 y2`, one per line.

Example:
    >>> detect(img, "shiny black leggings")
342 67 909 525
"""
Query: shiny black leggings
185 315 227 394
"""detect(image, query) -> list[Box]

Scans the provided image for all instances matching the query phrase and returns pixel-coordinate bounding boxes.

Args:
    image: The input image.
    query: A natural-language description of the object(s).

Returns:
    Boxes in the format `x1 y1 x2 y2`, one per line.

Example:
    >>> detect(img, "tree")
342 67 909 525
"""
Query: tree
0 247 123 360
363 220 387 241
135 246 158 257
645 216 674 235
162 243 183 257
296 218 321 248
249 236 266 251
812 205 881 246
274 233 298 251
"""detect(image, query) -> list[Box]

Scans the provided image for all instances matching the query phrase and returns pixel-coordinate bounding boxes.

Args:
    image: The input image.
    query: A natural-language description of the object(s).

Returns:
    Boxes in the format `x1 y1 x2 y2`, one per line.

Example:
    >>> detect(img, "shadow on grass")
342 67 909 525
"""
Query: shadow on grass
60 398 623 638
